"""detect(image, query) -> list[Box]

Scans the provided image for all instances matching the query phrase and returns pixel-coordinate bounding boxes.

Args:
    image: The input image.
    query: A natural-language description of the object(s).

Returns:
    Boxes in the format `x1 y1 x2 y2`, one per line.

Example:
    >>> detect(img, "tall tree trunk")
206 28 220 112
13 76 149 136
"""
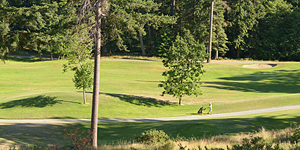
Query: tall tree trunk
91 0 102 148
171 0 175 16
215 48 219 60
207 0 214 63
171 0 175 28
147 22 153 52
215 34 219 60
139 32 146 56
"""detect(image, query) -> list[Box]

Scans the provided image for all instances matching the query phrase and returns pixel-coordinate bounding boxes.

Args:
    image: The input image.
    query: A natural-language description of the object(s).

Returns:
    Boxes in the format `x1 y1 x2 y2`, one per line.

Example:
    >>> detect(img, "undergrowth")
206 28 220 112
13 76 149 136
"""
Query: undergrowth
7 126 300 150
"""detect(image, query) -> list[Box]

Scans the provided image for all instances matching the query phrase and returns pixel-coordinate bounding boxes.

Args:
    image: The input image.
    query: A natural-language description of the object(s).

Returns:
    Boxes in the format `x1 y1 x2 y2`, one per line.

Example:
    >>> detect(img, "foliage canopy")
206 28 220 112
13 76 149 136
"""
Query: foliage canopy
159 29 207 105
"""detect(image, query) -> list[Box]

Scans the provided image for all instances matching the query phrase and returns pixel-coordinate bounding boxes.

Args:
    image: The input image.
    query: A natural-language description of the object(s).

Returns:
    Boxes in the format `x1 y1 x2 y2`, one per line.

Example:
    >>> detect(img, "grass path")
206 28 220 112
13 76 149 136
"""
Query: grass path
1 104 299 123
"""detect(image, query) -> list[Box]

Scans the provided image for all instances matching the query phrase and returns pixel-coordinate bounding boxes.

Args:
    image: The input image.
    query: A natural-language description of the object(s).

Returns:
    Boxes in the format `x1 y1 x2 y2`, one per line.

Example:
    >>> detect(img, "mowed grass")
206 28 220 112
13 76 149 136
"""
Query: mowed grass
0 57 299 119
0 109 299 148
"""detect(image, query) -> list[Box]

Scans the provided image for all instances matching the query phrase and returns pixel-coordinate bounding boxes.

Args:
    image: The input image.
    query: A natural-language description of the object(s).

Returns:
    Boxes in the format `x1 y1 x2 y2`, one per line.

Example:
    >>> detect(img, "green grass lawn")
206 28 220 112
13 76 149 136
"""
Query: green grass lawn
0 57 299 119
1 57 300 147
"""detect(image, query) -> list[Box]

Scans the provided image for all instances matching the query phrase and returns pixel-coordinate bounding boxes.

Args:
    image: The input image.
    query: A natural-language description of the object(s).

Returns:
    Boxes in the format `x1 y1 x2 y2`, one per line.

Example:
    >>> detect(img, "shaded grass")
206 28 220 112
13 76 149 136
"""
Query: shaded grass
0 95 63 109
0 109 299 148
96 109 300 143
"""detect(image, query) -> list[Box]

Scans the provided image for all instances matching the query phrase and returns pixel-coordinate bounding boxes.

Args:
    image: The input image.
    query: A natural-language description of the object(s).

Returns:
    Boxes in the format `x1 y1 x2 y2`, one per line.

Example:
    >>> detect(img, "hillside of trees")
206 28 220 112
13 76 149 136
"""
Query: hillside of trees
1 0 300 61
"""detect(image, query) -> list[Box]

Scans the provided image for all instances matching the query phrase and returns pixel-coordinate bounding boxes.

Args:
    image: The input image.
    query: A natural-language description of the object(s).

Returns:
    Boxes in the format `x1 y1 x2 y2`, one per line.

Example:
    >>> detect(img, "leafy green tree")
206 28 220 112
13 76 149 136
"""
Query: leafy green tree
63 23 94 104
72 61 94 104
159 29 207 105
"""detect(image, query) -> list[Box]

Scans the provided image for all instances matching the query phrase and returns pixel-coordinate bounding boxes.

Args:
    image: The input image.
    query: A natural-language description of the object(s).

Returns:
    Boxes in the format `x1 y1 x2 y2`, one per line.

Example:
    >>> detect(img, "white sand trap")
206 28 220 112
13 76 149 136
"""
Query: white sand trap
242 64 277 69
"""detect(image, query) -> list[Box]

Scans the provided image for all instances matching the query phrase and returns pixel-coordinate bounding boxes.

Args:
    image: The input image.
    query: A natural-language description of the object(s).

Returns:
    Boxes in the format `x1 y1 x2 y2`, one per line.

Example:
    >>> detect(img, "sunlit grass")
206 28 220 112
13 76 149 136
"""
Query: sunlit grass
0 57 300 119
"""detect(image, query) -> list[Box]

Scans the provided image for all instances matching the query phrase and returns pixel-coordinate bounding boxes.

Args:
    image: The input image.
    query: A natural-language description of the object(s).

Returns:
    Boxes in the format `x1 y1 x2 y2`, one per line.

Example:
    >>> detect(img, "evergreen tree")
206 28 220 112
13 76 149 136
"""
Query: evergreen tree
227 0 263 58
254 0 300 60
0 0 79 61
155 26 173 57
0 0 11 61
211 0 229 59
195 0 229 59
103 0 175 54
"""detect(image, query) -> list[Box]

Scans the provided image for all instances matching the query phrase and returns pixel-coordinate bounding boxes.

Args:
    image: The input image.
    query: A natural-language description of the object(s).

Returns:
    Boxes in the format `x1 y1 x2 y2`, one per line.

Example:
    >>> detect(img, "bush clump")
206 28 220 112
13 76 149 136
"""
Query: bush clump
136 129 170 144
291 127 300 144
135 129 175 149
230 136 283 150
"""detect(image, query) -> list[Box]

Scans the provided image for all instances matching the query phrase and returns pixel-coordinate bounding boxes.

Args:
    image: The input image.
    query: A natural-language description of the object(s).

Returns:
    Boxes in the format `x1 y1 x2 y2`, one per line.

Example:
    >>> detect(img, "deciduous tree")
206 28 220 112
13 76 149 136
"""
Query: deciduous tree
159 29 207 105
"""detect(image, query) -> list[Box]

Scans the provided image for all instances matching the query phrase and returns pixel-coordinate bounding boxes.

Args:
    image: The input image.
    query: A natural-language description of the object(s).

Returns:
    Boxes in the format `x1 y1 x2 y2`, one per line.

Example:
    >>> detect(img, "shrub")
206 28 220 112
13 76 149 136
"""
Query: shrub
136 129 170 144
135 129 175 149
64 127 92 149
291 128 300 144
230 136 284 150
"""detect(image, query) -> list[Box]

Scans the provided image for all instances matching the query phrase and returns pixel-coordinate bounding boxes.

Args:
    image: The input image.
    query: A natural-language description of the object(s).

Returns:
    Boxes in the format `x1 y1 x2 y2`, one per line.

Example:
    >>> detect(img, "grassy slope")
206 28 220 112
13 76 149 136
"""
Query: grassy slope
0 58 299 119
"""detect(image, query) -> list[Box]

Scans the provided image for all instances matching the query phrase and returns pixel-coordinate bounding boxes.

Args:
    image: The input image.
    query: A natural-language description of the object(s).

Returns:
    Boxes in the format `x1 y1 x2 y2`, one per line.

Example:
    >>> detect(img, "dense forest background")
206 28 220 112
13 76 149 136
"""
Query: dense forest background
1 0 300 61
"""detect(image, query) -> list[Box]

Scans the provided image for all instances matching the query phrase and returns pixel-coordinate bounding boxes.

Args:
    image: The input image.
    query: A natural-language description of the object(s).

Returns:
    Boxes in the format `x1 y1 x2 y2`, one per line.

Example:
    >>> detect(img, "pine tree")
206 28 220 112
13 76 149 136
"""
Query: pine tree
0 0 10 61
195 0 229 59
211 0 229 59
254 0 300 60
227 0 263 58
0 0 79 61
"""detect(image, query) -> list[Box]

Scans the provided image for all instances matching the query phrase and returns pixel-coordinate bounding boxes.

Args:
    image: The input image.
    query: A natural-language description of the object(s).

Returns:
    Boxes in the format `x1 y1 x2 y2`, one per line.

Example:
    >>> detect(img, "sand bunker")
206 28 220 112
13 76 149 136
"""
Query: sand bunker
242 64 277 69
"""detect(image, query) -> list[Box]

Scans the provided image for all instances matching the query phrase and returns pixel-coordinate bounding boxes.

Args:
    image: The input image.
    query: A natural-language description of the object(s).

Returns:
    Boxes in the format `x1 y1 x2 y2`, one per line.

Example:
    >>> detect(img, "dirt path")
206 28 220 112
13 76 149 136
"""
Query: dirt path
1 105 299 123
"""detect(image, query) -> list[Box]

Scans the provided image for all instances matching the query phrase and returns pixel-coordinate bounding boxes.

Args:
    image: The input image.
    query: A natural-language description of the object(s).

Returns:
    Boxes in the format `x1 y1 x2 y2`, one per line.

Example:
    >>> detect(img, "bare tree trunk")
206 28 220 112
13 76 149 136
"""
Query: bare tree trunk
139 32 146 56
215 35 219 60
91 0 102 148
179 97 182 105
83 90 86 104
102 44 108 54
207 0 214 63
215 48 219 60
171 0 175 28
147 22 153 52
171 0 175 16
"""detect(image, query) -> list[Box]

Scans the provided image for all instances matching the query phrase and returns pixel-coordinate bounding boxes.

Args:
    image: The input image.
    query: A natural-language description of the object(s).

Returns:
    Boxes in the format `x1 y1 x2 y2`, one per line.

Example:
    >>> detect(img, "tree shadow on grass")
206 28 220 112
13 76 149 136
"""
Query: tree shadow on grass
100 92 175 107
204 69 300 93
7 56 47 63
0 114 299 147
0 123 88 148
0 95 63 109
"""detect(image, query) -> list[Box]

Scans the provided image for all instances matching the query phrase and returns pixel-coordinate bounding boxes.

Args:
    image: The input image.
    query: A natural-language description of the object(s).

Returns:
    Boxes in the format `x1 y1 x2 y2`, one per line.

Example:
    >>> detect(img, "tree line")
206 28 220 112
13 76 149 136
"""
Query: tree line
1 0 300 61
